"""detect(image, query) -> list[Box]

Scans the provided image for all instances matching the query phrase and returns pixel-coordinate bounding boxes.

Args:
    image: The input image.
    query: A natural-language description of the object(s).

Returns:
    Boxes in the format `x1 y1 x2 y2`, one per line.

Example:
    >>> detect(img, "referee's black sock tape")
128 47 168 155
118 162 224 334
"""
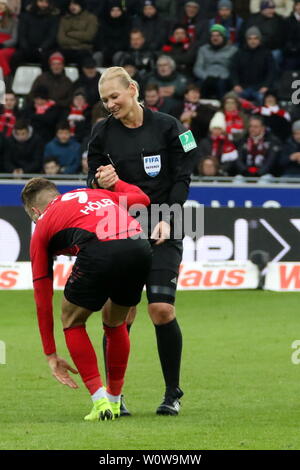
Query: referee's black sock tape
154 318 182 392
103 324 132 379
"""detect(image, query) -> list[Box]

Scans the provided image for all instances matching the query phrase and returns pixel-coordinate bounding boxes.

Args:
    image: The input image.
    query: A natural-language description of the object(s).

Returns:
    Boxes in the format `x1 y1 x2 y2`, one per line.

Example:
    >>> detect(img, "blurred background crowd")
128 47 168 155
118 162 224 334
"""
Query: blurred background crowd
0 0 300 180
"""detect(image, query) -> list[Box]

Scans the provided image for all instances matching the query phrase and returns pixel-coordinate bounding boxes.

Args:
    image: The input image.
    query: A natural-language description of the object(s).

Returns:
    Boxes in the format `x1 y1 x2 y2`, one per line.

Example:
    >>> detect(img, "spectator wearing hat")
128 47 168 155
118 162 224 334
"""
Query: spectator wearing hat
3 119 44 174
113 28 155 76
73 56 101 107
236 114 281 177
29 51 73 109
210 0 244 45
178 0 210 45
198 111 239 175
57 0 98 66
250 0 293 17
0 0 18 77
145 54 188 99
11 0 59 72
133 0 168 52
231 27 275 105
193 24 237 99
161 24 199 78
280 120 300 176
44 120 81 173
243 0 285 66
24 85 61 143
93 0 131 67
283 0 300 70
171 83 217 141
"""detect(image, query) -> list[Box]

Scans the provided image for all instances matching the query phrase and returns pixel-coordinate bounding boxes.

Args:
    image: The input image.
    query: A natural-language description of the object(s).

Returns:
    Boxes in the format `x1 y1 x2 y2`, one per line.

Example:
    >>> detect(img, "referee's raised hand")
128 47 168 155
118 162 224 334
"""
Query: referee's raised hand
95 164 119 189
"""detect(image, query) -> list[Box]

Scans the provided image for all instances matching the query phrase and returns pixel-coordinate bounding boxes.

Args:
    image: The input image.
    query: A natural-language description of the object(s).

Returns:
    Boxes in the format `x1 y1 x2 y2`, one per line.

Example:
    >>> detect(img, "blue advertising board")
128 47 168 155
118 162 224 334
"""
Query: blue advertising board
188 183 300 207
1 181 300 207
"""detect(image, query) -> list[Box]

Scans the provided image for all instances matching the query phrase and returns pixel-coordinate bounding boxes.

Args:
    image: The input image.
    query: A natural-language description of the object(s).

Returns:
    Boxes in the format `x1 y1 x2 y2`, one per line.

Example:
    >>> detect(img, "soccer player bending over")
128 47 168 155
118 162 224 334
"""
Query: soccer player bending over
21 174 152 421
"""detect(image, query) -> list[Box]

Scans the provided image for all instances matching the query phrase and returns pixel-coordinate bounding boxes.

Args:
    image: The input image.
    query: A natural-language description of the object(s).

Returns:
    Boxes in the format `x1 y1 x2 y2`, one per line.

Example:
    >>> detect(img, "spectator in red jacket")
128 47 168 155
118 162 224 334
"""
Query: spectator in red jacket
221 91 248 143
161 24 198 77
0 0 18 76
0 92 19 137
199 111 239 175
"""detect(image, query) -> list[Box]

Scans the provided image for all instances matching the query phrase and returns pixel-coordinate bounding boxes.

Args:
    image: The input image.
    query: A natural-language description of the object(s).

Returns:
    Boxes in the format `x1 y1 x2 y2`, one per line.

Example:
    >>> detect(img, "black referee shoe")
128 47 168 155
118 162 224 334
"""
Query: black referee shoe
156 387 184 416
120 395 131 417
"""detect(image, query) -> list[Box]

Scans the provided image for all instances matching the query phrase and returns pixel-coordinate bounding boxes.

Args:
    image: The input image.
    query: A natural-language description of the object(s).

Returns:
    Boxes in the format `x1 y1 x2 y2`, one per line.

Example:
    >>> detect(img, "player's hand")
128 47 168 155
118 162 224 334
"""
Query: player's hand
95 164 119 189
47 354 79 389
150 221 171 246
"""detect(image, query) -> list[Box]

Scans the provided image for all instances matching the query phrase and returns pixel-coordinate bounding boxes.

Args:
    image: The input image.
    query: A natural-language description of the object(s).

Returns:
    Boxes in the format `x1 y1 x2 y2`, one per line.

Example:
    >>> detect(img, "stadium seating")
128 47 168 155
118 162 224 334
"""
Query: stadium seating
12 66 42 95
97 67 108 75
64 66 79 82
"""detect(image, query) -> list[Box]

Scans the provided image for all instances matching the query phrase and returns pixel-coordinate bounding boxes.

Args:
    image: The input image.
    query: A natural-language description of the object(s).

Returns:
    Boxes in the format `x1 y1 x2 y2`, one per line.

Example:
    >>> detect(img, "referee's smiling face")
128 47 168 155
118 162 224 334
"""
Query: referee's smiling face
100 78 135 120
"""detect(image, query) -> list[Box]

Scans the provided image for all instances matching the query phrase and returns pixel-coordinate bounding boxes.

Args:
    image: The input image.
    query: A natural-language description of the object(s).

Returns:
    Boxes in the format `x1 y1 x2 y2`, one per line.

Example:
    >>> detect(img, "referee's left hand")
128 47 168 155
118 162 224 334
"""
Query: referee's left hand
151 221 170 245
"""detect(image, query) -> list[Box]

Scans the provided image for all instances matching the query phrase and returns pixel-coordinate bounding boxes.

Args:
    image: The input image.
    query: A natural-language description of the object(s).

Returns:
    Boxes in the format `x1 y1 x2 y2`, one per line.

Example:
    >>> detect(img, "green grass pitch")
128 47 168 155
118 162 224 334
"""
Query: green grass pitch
1 290 300 450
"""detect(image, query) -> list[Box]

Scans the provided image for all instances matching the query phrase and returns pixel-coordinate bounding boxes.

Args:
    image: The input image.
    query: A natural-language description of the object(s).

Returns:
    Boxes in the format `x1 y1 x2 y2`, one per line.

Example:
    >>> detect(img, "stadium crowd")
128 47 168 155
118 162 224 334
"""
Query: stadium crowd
0 0 300 179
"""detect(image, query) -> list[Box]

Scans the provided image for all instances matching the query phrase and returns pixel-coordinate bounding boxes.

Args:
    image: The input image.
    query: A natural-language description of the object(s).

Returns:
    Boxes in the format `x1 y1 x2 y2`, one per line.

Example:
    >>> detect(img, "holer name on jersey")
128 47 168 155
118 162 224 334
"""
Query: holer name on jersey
143 155 161 177
80 198 116 215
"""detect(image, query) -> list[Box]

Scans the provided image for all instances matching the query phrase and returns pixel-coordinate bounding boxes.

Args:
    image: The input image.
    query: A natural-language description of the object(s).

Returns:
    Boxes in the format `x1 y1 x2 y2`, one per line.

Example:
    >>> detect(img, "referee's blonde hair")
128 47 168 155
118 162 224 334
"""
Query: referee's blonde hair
98 66 140 102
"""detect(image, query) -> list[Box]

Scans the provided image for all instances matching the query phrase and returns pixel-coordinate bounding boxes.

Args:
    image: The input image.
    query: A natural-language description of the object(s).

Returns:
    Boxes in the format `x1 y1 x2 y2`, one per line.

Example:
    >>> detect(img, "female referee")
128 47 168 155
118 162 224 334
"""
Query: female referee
87 66 199 416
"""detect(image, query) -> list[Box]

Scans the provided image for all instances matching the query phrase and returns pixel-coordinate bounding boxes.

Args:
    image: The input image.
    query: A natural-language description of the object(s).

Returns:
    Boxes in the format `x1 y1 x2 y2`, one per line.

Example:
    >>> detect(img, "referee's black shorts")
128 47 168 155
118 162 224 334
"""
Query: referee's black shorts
146 239 183 305
64 237 152 311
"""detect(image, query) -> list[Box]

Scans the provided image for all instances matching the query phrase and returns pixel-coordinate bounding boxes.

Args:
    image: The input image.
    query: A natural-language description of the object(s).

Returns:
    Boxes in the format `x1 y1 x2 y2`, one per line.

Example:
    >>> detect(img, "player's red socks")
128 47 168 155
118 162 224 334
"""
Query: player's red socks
103 322 130 397
64 325 103 395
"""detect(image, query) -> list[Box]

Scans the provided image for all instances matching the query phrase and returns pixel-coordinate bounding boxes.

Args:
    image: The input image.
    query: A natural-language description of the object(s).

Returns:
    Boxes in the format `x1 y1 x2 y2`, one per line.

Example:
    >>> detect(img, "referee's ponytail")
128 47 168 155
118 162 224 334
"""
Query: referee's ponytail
98 66 140 103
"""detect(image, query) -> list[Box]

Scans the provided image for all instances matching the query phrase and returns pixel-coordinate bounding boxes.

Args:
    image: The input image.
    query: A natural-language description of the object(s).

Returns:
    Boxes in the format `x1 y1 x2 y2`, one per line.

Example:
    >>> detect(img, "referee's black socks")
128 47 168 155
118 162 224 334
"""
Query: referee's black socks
154 318 182 394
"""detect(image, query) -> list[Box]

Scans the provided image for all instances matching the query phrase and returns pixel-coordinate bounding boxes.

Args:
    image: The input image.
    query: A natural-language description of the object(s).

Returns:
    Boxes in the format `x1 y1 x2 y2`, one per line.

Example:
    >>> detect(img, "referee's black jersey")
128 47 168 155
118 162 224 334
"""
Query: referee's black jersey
87 108 199 208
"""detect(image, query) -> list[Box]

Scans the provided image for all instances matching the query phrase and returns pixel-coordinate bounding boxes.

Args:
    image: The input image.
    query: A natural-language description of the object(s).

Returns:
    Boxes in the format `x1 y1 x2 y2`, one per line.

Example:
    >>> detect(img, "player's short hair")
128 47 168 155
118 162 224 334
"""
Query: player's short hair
21 177 59 210
98 66 140 102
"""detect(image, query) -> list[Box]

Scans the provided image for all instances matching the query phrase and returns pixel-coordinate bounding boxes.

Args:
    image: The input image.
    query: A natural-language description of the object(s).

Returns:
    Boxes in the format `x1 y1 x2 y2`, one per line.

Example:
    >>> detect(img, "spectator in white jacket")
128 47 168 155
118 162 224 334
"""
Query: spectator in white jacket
250 0 293 17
